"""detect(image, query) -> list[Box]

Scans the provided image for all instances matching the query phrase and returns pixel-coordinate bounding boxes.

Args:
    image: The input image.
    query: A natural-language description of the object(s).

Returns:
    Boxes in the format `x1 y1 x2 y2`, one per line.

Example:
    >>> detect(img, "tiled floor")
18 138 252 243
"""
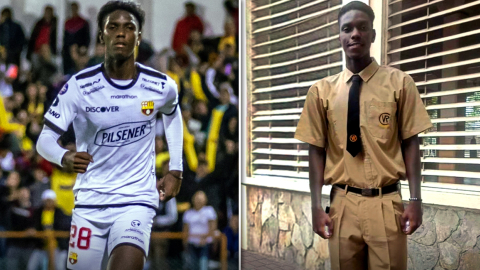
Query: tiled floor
241 250 305 270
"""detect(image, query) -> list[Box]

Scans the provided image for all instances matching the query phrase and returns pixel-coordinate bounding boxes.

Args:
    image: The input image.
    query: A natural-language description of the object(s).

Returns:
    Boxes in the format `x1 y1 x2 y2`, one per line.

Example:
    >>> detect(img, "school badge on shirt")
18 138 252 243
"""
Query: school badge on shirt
379 112 391 128
141 101 154 116
69 252 78 264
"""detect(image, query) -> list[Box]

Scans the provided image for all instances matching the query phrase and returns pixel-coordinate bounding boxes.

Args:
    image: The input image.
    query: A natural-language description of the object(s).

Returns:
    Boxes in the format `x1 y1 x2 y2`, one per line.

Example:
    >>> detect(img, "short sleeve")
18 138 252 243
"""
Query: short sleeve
159 77 179 115
44 79 80 134
182 210 191 224
397 76 433 140
294 83 328 147
206 206 217 221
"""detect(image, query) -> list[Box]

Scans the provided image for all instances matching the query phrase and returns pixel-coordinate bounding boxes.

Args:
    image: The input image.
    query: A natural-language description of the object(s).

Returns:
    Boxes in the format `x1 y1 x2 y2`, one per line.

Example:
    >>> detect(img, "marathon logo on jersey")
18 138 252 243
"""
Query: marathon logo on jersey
121 235 144 244
59 83 68 95
85 106 119 113
141 101 154 116
141 84 163 95
111 94 138 99
83 85 105 96
94 121 152 147
69 252 78 265
48 108 60 118
80 78 101 89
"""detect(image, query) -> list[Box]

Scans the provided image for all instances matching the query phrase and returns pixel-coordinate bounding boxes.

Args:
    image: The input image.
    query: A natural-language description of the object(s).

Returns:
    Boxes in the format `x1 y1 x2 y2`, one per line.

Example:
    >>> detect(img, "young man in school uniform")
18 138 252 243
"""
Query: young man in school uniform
295 1 432 269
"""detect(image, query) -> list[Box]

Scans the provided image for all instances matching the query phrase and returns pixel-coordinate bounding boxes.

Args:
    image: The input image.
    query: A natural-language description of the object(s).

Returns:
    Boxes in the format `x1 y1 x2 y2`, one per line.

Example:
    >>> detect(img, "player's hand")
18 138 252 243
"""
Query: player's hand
62 151 93 174
401 201 423 235
157 170 182 202
312 207 333 239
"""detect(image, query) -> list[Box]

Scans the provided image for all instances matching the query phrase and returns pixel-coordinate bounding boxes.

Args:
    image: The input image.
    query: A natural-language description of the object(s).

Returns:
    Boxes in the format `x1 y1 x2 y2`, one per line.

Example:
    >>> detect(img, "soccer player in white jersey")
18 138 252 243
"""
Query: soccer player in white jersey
36 1 183 269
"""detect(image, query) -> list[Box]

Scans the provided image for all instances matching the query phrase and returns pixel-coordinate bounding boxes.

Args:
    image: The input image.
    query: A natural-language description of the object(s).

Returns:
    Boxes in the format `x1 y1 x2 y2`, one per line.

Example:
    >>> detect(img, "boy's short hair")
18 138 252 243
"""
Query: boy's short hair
338 1 375 26
97 1 145 31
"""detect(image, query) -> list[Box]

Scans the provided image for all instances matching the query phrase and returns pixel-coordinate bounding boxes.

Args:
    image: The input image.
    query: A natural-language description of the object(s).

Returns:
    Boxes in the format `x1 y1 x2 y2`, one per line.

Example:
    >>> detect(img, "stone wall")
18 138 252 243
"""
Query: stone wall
246 186 480 270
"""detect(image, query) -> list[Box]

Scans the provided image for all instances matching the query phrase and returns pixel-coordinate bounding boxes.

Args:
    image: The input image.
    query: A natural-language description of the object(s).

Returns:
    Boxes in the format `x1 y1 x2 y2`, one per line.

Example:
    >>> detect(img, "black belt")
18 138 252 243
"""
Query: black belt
334 182 399 197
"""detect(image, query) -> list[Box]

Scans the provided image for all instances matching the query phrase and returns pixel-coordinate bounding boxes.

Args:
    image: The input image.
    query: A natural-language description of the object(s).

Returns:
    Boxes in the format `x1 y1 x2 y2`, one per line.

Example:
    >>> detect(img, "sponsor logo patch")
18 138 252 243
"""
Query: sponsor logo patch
142 78 160 86
131 220 141 227
48 108 60 118
85 106 119 113
83 85 105 96
141 84 163 95
59 84 68 95
141 101 154 116
121 235 144 244
69 252 78 265
111 95 138 99
125 228 143 235
80 78 101 89
94 121 152 147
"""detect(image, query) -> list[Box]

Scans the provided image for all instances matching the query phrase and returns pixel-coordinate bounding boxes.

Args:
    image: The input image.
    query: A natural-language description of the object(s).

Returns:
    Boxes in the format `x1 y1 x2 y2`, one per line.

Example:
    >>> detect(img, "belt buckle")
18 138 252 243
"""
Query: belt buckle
361 189 374 196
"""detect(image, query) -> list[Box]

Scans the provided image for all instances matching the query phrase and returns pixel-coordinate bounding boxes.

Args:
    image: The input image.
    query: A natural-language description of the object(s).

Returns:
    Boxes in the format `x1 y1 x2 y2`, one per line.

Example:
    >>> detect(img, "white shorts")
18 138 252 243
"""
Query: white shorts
66 205 156 270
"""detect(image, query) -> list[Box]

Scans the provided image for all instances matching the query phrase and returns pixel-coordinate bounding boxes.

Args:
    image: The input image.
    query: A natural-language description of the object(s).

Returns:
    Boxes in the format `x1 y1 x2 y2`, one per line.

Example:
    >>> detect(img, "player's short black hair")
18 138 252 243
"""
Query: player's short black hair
97 0 145 31
338 1 375 26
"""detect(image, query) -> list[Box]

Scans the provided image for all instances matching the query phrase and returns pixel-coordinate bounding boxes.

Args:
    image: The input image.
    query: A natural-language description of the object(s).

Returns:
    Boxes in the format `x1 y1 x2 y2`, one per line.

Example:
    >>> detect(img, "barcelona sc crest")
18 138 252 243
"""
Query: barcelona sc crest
141 101 154 116
69 252 78 265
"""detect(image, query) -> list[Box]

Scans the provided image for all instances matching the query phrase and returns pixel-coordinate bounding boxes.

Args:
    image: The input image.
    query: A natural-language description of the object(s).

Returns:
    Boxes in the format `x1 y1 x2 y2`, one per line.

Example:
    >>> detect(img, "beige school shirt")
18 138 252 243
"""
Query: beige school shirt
294 59 432 188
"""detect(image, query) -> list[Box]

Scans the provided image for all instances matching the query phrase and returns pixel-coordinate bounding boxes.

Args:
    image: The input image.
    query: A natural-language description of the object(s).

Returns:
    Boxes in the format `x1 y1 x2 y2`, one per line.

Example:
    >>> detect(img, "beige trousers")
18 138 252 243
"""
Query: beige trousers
328 186 407 270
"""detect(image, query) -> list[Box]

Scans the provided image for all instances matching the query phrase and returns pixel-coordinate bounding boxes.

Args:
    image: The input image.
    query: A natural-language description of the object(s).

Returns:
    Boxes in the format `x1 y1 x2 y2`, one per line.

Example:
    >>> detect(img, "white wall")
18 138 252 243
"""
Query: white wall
1 0 228 53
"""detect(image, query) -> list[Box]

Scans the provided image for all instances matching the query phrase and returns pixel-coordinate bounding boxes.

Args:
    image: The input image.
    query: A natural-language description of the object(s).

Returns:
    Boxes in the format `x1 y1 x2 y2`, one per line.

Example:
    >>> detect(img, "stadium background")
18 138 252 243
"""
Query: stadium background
0 0 239 269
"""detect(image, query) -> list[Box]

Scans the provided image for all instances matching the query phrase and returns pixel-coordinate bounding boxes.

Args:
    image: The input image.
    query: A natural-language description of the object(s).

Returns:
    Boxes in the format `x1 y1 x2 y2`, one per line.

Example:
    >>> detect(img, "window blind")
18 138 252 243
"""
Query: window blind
248 0 343 179
386 0 480 185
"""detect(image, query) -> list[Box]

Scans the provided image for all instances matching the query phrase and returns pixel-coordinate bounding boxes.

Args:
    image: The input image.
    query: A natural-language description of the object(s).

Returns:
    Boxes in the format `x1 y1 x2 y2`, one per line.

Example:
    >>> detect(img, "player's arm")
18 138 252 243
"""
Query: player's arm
294 83 331 239
158 78 183 201
308 145 332 239
401 135 422 235
36 80 93 173
397 76 432 235
36 126 93 173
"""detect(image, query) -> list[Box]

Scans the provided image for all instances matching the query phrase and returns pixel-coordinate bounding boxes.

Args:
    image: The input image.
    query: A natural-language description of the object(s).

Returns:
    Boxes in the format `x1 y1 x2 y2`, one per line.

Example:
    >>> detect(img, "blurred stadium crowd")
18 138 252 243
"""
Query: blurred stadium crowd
0 1 239 269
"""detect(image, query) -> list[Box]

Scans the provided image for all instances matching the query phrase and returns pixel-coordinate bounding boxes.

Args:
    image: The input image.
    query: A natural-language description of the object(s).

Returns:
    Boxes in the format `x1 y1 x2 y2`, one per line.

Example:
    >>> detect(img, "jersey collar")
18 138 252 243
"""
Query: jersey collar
101 63 140 90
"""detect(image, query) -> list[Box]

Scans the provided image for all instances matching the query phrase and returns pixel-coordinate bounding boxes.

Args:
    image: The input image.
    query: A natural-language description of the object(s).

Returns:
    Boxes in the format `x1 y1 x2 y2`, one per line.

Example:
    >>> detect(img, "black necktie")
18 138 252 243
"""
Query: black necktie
347 75 362 157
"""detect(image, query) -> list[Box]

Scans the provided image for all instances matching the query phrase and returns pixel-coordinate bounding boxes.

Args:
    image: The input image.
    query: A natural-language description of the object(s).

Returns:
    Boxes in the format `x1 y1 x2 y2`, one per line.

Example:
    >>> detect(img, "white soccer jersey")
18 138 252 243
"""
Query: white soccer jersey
44 63 178 209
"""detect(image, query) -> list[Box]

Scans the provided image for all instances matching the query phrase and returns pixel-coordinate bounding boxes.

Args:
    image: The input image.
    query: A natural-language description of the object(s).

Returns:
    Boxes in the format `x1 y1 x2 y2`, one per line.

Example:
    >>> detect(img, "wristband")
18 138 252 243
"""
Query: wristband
167 171 183 180
409 197 422 202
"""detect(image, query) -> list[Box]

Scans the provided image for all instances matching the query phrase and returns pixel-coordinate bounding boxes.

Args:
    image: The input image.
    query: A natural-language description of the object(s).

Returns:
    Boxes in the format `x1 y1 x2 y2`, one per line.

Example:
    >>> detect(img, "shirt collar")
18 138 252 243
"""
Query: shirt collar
343 58 380 83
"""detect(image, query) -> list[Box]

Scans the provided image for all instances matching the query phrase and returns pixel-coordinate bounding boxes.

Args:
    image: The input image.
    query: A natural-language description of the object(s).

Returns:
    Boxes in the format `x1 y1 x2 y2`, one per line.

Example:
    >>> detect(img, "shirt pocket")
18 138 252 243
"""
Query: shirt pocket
366 100 397 139
327 110 343 147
